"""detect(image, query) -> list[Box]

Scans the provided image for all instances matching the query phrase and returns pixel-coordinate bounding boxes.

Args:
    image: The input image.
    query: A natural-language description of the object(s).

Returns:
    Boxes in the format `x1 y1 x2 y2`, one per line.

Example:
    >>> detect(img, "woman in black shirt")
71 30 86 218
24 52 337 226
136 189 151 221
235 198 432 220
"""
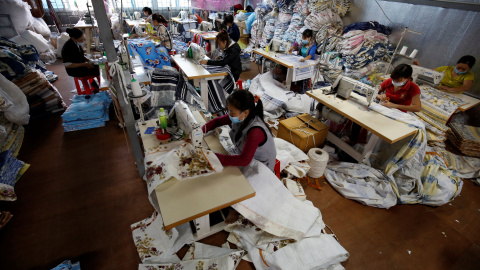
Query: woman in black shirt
200 31 242 81
61 28 99 77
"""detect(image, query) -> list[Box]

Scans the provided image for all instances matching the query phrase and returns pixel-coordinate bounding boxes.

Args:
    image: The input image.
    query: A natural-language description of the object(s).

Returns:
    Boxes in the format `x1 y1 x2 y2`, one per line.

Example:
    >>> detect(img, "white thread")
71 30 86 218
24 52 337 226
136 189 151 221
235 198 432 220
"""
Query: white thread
307 148 329 178
108 60 129 103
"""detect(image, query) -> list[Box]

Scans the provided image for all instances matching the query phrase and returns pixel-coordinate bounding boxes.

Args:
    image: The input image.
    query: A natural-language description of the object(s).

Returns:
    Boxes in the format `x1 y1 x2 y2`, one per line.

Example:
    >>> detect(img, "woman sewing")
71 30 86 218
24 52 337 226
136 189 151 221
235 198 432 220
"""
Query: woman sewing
200 31 242 81
148 13 172 51
142 7 153 22
291 29 317 62
61 28 99 78
414 55 475 93
377 64 421 112
224 15 240 42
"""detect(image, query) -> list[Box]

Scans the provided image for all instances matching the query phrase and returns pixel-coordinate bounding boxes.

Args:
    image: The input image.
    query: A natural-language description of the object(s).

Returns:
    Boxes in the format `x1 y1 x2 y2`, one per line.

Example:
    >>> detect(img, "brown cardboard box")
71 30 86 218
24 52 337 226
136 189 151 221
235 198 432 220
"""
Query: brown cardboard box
277 114 329 153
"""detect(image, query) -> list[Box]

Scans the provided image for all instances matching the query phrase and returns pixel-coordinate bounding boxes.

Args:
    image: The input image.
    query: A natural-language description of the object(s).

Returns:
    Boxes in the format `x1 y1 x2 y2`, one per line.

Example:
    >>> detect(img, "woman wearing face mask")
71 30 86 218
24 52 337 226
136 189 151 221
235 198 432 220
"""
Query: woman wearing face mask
200 31 242 81
61 28 99 77
377 64 421 112
202 90 276 171
291 29 317 62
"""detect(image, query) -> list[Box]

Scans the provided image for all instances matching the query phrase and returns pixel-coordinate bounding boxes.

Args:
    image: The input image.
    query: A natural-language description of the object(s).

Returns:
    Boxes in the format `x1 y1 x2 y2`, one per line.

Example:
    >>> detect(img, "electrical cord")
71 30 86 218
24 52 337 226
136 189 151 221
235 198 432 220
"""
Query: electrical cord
374 0 401 28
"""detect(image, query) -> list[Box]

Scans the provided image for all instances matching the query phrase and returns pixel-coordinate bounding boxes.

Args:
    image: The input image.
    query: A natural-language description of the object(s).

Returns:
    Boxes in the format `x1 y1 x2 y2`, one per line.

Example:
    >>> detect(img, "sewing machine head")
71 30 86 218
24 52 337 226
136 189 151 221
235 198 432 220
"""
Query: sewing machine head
332 75 379 107
199 21 213 31
411 65 444 87
170 101 204 147
268 39 292 54
184 43 206 63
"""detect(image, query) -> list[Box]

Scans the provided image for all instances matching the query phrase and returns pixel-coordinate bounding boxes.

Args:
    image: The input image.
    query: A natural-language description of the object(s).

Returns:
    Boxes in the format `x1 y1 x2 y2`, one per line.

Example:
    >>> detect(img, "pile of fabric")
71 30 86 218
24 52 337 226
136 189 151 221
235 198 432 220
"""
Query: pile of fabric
61 91 112 132
173 40 189 54
0 149 29 202
447 123 480 158
50 260 81 270
414 86 466 147
128 39 171 69
309 0 350 17
0 211 13 230
273 12 293 41
12 70 65 120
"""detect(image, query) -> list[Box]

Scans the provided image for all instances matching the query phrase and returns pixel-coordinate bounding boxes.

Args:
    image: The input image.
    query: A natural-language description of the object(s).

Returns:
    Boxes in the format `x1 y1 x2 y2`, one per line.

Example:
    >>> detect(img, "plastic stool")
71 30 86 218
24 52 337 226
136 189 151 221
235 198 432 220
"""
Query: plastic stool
236 79 243 90
273 159 281 179
74 76 101 95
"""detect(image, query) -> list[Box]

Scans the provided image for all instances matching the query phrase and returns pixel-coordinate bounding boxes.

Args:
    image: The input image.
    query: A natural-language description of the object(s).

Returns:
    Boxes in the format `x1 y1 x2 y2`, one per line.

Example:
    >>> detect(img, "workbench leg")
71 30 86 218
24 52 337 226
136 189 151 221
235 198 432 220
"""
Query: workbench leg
210 40 216 52
85 28 92 54
200 78 209 111
286 68 293 90
261 57 265 74
360 133 380 164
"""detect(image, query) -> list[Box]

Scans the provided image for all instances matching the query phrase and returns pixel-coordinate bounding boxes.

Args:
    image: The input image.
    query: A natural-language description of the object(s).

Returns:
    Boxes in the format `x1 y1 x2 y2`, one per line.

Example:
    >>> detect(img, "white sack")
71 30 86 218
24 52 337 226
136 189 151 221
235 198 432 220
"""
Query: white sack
9 35 29 46
0 0 34 38
0 74 30 125
21 30 50 53
30 17 51 40
56 33 71 57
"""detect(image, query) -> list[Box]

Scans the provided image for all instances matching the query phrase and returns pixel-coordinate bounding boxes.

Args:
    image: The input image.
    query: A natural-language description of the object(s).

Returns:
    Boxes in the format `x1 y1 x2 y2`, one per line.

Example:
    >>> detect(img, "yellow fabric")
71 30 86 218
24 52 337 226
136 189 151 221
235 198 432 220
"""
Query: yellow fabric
436 66 474 88
145 23 155 34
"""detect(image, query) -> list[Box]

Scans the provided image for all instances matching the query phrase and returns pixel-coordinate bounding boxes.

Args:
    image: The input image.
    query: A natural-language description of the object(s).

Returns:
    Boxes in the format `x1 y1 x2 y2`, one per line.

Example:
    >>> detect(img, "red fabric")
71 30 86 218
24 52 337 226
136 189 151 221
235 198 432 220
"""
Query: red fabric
381 79 421 107
202 114 266 167
195 14 203 24
234 4 244 10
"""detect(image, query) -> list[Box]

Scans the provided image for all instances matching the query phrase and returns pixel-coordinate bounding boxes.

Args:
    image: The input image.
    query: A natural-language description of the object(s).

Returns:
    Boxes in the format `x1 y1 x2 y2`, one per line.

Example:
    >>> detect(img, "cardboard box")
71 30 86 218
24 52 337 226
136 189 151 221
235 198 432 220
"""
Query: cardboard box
277 114 328 153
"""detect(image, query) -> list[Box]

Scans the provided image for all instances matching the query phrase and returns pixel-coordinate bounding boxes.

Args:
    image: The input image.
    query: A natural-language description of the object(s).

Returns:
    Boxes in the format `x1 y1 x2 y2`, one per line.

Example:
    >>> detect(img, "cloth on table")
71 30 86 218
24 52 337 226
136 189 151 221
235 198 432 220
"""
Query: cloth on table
343 21 391 35
309 0 350 17
366 101 463 206
146 68 178 116
173 40 189 54
447 123 480 158
201 65 235 112
128 39 171 68
325 162 398 208
131 211 193 264
62 91 111 132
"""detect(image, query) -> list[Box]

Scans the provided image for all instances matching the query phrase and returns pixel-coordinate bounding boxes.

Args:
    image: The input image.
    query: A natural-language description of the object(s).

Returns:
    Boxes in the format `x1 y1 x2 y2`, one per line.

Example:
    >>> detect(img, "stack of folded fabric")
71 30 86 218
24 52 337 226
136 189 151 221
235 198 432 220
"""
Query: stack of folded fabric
414 86 466 148
0 113 25 157
12 70 65 120
62 91 112 132
447 123 480 158
0 149 29 202
0 211 13 230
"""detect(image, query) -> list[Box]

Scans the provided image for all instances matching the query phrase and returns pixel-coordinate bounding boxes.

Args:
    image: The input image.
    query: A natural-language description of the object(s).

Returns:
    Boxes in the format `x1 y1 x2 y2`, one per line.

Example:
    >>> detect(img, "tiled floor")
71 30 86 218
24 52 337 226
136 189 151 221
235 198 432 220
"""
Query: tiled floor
0 61 479 270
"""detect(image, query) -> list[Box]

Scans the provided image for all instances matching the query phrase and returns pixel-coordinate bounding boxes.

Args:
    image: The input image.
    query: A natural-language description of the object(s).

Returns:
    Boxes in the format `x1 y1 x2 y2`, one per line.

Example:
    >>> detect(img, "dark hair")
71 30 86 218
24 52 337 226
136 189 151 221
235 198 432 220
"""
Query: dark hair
457 55 476 68
224 15 234 24
152 13 167 24
302 29 313 38
216 30 230 45
227 90 270 141
142 7 152 15
391 64 413 80
66 28 83 39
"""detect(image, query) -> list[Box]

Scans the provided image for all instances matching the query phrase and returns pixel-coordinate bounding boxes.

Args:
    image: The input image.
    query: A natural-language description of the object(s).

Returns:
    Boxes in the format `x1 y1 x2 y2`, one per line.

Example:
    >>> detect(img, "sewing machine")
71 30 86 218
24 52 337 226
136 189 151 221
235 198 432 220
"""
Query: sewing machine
169 101 205 147
198 21 213 31
184 43 206 64
331 75 379 107
411 65 444 87
267 39 292 54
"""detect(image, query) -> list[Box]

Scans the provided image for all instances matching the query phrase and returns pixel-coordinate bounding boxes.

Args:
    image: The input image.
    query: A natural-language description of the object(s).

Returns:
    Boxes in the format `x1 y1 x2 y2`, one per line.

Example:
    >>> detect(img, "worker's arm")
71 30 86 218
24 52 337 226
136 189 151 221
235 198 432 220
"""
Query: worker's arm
215 128 265 167
202 114 231 133
300 54 312 62
381 93 422 112
206 48 236 66
230 24 240 42
438 80 473 92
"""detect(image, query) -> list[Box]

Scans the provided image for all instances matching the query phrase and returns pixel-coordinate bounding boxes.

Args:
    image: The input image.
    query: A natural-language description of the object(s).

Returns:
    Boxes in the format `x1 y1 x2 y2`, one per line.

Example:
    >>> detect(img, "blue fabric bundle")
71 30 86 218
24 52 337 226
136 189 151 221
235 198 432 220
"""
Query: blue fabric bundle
0 150 25 187
51 260 81 270
62 91 112 132
245 12 256 33
343 21 392 35
343 43 394 69
128 39 171 68
0 37 48 80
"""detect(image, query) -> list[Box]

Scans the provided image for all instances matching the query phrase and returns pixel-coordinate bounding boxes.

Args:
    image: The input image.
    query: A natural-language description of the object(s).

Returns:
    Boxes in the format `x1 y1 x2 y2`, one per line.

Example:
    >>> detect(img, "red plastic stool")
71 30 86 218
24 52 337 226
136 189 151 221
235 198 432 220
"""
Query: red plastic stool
273 159 281 179
74 75 101 95
236 79 243 90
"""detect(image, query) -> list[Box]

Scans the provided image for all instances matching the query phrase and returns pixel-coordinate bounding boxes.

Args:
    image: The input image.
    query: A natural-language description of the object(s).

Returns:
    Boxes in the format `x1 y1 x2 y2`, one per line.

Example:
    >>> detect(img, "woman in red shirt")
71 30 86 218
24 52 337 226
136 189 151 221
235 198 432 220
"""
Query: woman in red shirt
377 64 422 112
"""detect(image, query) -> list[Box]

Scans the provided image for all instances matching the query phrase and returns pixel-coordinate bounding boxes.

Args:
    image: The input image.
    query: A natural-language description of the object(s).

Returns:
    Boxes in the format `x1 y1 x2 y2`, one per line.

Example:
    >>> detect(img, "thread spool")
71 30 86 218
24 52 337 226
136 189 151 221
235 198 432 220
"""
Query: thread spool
322 107 346 124
399 46 408 55
409 49 418 58
333 57 341 69
324 52 331 64
131 79 142 96
307 148 329 178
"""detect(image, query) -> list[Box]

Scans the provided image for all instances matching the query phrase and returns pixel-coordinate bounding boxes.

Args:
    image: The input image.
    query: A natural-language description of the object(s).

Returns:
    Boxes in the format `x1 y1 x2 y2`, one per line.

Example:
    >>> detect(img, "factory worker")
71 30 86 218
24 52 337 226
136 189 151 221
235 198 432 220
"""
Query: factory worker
61 28 99 78
202 90 276 172
414 55 475 93
291 29 317 62
200 31 242 81
142 7 153 22
224 14 240 42
377 64 421 112
149 14 172 51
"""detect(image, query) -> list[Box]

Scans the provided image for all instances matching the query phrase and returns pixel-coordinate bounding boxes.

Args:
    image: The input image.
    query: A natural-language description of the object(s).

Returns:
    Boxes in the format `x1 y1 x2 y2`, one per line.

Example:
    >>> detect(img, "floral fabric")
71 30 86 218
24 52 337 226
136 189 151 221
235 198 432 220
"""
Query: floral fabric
128 39 171 68
448 123 480 158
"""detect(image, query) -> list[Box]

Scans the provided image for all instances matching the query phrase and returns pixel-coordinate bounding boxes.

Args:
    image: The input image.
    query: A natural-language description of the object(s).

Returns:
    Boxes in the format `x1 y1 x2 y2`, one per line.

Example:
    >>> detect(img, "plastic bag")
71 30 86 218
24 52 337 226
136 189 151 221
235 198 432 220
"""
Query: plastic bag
0 74 30 125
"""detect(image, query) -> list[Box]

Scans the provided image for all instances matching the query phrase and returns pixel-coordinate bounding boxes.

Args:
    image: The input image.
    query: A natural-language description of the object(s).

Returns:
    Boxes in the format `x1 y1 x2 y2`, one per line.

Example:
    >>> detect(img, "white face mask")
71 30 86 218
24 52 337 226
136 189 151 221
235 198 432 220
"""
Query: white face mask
391 79 406 87
77 41 85 46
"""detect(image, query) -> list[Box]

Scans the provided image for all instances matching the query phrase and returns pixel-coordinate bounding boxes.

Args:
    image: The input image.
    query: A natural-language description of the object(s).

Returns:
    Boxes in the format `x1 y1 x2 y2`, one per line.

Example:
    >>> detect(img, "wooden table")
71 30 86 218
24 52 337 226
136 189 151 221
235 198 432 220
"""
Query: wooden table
189 29 218 51
307 89 417 163
171 54 227 111
253 49 317 90
74 20 96 54
125 19 147 28
139 119 255 240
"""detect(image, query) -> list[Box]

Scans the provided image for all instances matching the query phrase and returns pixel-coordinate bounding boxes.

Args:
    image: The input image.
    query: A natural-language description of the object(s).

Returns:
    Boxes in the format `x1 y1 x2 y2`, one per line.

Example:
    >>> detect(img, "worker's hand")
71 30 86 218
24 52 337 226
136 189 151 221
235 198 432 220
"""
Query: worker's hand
199 60 208 65
300 58 306 62
380 100 396 109
377 94 387 102
184 133 192 143
438 85 449 91
412 60 420 66
84 63 94 69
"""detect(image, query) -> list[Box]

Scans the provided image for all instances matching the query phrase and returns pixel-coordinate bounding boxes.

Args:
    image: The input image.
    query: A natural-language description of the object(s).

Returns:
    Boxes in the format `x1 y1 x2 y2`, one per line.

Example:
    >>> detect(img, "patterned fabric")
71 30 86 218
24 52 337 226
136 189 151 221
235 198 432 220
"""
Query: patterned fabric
172 40 188 54
315 23 344 53
309 0 350 16
128 39 171 68
304 9 342 32
343 21 391 35
202 65 236 112
432 147 480 184
62 92 111 132
0 150 26 187
447 123 480 157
